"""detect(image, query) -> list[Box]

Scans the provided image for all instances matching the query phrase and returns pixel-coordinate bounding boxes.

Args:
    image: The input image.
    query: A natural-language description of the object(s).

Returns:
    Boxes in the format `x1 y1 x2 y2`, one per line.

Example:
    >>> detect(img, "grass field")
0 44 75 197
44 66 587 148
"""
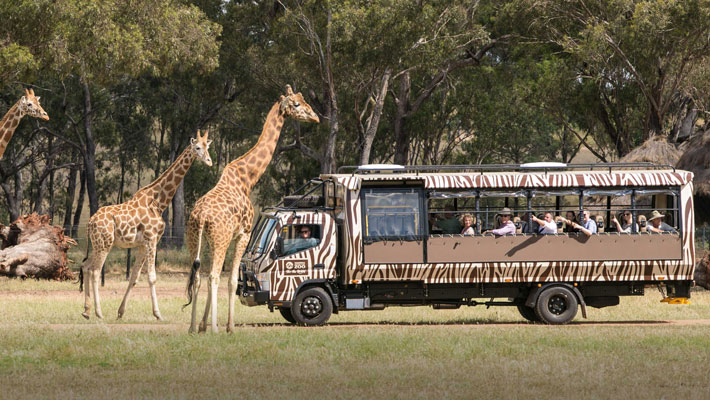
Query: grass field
2 266 710 399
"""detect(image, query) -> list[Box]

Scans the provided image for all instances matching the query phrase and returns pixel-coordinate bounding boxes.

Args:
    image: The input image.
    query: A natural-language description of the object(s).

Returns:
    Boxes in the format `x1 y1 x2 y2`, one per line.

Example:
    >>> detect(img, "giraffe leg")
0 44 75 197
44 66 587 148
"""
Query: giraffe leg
82 262 92 319
227 234 249 333
143 243 162 320
207 247 227 333
90 252 109 319
198 278 211 333
117 246 148 319
188 271 201 333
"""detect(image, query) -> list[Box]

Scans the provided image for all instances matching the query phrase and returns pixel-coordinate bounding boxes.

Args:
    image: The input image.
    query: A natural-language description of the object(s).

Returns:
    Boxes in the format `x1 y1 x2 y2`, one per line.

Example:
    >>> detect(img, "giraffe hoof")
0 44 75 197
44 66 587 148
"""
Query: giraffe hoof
82 312 90 320
95 313 104 319
155 314 163 321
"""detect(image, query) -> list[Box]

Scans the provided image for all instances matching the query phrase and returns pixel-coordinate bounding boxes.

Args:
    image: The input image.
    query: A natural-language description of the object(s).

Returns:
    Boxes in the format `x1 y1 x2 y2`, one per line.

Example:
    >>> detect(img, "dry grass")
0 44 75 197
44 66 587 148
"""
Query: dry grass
2 274 710 399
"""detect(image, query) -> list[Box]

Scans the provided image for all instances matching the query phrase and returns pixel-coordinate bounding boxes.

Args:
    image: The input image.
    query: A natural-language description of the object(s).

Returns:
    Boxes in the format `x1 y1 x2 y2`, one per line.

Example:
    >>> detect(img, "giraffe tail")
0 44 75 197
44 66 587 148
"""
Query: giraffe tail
183 218 205 309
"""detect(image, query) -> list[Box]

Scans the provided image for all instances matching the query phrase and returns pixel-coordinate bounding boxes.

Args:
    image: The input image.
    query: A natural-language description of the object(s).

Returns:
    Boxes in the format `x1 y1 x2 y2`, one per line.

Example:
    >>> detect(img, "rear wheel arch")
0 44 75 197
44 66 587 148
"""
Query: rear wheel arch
525 283 587 320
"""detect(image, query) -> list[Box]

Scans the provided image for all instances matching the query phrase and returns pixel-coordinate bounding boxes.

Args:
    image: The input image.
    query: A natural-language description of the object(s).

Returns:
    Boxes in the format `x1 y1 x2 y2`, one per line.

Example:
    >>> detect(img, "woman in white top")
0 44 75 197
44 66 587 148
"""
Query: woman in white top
612 211 638 233
459 214 475 235
531 212 557 234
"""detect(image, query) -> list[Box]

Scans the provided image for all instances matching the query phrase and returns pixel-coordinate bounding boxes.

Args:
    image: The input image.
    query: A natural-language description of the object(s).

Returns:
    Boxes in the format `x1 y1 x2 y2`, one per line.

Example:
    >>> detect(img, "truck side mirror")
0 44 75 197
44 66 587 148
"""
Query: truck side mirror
272 236 283 259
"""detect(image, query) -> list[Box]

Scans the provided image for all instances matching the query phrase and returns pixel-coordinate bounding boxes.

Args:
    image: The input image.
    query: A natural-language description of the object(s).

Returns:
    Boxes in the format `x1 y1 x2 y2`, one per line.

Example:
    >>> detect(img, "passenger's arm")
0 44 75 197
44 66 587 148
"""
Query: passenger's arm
611 216 623 232
562 217 592 237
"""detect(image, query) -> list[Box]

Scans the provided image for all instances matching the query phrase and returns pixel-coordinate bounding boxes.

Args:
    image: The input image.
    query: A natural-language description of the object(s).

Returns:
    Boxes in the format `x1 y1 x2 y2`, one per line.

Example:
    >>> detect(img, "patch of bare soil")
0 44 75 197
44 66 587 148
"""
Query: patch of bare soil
21 319 710 332
3 286 230 299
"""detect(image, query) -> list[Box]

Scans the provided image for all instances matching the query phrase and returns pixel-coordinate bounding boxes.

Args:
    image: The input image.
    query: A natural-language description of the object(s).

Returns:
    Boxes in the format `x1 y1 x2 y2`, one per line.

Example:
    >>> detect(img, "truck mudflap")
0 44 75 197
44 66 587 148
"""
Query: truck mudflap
238 268 269 307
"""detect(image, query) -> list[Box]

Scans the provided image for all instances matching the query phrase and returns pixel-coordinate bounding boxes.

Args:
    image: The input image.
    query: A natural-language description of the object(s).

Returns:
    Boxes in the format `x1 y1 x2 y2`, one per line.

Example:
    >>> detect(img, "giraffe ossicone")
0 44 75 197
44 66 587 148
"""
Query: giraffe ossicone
185 85 319 333
0 88 49 160
80 130 213 321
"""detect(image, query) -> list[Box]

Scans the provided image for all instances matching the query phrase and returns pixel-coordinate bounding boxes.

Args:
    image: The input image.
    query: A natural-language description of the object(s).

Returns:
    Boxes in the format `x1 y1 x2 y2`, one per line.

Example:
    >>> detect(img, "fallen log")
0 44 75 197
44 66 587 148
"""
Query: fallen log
695 253 710 290
0 213 77 280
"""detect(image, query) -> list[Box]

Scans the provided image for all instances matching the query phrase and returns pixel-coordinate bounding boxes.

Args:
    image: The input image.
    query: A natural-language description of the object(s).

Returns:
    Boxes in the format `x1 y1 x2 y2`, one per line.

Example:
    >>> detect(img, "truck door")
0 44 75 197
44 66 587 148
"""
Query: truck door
361 188 425 264
270 213 337 302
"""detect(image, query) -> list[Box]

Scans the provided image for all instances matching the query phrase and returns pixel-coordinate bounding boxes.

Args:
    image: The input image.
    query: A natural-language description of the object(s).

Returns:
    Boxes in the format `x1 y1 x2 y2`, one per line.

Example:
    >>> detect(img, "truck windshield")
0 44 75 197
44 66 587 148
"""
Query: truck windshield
246 217 277 256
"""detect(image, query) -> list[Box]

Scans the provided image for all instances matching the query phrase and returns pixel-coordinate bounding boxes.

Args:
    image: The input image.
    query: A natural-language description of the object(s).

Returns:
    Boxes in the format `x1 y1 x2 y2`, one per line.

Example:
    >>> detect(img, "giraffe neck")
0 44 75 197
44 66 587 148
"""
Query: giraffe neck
0 101 25 159
221 102 285 193
136 145 196 211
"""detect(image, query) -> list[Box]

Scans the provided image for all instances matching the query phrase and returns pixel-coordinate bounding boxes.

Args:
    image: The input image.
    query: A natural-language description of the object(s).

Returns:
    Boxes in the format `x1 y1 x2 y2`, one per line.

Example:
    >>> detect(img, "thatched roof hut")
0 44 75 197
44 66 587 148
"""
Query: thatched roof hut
677 130 710 224
619 135 682 166
677 130 710 196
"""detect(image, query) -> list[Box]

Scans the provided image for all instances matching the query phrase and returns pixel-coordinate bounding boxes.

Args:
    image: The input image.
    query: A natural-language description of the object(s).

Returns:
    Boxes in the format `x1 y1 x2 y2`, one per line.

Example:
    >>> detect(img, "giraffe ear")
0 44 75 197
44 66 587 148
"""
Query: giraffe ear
191 137 197 145
35 96 41 102
206 139 213 146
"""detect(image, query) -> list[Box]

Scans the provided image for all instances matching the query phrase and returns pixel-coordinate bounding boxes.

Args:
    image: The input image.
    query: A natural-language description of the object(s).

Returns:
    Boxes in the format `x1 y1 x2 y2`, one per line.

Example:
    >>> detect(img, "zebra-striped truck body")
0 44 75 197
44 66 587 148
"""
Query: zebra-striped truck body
239 163 695 325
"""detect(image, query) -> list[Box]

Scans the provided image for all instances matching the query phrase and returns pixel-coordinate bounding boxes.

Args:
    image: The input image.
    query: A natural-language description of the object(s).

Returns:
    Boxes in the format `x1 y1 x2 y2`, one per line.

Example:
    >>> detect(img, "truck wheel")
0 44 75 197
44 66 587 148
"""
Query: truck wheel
278 308 296 324
292 287 333 326
534 286 578 325
516 302 539 322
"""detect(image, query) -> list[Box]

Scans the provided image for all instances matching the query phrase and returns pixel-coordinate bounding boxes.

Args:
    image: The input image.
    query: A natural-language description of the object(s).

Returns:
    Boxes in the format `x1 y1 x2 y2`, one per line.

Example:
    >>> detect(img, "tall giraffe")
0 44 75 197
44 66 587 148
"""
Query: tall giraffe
185 85 319 333
0 88 49 159
81 130 213 320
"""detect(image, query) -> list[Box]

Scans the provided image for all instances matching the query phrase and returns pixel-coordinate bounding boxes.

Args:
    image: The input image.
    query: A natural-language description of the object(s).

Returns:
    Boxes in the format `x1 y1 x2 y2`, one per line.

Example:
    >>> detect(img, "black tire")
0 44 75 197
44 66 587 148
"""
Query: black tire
534 286 578 325
291 287 333 326
516 302 539 323
278 308 297 324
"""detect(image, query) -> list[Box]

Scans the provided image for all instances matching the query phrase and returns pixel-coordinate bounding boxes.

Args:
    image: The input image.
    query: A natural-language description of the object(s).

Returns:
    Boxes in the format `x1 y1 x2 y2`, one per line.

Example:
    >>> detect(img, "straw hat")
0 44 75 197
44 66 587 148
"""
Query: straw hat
498 208 513 216
648 210 665 221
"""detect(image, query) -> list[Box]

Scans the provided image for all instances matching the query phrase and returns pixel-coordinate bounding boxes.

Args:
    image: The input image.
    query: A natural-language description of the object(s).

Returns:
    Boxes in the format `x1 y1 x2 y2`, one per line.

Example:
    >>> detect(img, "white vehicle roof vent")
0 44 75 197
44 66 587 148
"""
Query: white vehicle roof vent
358 164 406 172
520 162 568 169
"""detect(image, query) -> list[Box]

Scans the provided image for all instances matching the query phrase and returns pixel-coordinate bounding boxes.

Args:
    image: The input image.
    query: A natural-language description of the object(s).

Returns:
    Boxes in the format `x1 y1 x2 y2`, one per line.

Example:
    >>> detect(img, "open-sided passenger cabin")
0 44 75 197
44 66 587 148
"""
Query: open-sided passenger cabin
353 164 689 266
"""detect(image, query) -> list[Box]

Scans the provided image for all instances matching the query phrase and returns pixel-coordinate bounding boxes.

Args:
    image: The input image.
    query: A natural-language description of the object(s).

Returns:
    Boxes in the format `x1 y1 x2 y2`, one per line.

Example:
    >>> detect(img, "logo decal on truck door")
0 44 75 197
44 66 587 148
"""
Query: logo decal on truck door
283 260 308 276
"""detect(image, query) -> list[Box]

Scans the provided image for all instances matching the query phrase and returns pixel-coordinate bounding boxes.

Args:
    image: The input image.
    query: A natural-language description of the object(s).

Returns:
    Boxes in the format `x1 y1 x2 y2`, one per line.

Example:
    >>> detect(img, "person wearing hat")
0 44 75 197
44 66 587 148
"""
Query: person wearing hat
531 211 558 234
647 210 676 233
483 208 516 235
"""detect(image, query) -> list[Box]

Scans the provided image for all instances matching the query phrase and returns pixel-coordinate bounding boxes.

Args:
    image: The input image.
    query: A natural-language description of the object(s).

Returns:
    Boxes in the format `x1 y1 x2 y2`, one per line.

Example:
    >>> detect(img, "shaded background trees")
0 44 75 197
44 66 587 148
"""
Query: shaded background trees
1 0 709 236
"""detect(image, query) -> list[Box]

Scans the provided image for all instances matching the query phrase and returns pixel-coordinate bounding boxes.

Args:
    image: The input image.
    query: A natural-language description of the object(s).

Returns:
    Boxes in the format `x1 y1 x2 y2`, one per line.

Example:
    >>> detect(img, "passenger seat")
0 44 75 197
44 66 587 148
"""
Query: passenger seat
595 215 605 233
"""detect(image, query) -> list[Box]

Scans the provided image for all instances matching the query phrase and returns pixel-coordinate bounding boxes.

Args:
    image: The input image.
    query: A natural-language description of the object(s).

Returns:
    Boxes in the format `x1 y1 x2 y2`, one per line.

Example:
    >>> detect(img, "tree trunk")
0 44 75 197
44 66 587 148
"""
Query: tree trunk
0 213 77 280
171 181 185 247
71 168 86 238
63 160 78 235
359 68 391 166
393 72 411 165
81 79 99 216
320 7 339 174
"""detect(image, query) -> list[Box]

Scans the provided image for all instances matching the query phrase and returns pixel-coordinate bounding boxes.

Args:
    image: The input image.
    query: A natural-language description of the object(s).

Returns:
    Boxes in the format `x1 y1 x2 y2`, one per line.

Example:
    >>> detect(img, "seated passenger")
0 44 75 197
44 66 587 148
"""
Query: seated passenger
282 225 320 255
647 210 677 233
483 208 515 235
459 214 475 235
519 213 538 234
560 209 596 237
432 206 462 234
612 211 638 233
531 212 557 234
563 211 579 233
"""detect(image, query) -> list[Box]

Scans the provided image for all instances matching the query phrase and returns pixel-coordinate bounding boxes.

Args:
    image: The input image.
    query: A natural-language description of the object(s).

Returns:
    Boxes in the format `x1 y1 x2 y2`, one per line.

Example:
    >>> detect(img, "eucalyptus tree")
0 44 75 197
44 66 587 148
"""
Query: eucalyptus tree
530 0 710 156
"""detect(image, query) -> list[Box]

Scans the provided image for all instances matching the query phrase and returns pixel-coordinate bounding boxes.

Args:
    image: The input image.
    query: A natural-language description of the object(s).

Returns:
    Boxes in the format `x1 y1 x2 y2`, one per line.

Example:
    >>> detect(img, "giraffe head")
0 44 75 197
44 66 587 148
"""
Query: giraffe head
190 130 213 167
279 85 319 123
19 88 49 121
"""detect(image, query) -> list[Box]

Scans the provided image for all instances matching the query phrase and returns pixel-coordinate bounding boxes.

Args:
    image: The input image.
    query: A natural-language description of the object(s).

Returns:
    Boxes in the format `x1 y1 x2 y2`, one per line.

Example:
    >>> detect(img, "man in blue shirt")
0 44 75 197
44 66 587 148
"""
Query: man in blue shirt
561 209 597 237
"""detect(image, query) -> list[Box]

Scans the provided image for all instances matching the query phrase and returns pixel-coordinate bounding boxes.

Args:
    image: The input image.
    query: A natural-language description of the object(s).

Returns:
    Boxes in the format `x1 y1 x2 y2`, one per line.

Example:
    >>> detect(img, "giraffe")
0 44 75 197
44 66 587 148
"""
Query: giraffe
0 88 49 160
81 130 213 320
185 85 319 333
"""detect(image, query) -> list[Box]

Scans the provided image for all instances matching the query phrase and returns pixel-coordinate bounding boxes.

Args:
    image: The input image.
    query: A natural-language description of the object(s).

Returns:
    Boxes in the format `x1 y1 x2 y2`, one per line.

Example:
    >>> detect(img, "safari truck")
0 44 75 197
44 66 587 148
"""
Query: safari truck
238 163 696 325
